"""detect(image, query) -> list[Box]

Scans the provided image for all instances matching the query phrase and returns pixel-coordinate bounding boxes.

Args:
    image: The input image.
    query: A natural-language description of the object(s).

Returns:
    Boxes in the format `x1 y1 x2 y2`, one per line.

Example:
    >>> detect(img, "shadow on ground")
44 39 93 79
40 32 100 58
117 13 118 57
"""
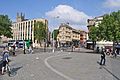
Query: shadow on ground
10 66 23 77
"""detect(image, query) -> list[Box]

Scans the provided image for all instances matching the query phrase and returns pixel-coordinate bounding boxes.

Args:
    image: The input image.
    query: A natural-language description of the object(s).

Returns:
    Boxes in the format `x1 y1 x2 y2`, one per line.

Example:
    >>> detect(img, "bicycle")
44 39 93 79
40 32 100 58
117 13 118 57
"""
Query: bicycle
6 63 11 76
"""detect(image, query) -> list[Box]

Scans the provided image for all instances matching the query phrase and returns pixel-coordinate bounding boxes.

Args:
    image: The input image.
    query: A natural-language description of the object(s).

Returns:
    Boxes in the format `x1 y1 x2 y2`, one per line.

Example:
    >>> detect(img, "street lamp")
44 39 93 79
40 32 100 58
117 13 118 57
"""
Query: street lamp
52 30 55 53
52 16 60 53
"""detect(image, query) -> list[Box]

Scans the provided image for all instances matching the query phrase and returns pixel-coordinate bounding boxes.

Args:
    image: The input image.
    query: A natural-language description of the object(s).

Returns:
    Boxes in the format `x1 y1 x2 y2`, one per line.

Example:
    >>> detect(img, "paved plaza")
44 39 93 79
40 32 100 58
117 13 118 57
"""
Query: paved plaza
0 48 120 80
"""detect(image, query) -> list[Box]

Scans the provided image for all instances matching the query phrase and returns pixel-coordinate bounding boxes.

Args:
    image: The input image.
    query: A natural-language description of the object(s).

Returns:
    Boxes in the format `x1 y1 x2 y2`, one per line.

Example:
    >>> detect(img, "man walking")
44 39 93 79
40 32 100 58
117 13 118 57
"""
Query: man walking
100 48 106 65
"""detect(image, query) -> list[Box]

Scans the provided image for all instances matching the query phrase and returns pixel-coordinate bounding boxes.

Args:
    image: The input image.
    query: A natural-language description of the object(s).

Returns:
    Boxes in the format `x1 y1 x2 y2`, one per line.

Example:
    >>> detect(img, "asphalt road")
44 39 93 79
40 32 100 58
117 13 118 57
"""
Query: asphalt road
0 48 120 80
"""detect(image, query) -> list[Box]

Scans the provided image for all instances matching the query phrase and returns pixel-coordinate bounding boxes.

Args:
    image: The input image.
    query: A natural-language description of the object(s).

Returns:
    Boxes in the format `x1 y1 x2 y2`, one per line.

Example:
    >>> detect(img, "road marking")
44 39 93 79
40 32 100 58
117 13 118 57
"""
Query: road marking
44 54 74 80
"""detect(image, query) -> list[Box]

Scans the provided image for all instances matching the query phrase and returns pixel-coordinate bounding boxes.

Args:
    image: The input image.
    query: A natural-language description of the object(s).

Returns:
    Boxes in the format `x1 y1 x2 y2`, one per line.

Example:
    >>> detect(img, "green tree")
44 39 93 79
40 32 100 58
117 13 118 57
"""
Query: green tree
52 29 59 40
89 26 100 49
89 26 99 41
34 21 46 47
90 10 120 52
99 11 120 47
100 11 120 53
0 15 12 38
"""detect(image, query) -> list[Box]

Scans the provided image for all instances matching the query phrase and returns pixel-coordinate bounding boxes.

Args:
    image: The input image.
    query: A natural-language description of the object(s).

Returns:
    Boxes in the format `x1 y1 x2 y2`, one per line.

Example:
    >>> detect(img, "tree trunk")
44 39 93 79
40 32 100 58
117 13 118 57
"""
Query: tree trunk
44 39 46 52
92 41 96 50
39 41 42 47
113 41 116 55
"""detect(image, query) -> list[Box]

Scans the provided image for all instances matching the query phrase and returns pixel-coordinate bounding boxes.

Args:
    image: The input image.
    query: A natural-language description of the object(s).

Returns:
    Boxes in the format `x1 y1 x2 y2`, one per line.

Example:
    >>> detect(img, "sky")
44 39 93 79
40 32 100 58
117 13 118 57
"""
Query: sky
0 0 120 31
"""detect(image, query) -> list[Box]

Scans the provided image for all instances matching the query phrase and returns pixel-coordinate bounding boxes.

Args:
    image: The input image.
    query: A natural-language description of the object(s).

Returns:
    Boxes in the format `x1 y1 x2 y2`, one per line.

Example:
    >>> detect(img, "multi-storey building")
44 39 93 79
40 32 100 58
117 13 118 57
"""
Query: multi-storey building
57 23 80 47
79 30 88 46
12 13 48 47
87 16 103 31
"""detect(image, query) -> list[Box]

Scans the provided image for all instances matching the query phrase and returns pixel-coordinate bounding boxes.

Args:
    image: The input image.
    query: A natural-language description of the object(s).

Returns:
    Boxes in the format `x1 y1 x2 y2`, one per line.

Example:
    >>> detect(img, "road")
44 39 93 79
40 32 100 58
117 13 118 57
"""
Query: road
0 48 120 80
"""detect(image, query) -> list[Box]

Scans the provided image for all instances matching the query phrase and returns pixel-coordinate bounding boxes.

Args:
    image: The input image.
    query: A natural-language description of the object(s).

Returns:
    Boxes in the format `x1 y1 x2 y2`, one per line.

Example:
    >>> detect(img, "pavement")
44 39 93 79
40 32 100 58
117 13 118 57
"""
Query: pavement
0 48 120 80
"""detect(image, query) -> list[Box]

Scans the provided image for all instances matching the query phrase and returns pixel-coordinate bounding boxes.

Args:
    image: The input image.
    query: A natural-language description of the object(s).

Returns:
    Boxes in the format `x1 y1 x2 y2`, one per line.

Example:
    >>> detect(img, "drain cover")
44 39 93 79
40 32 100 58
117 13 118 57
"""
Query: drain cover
62 57 72 59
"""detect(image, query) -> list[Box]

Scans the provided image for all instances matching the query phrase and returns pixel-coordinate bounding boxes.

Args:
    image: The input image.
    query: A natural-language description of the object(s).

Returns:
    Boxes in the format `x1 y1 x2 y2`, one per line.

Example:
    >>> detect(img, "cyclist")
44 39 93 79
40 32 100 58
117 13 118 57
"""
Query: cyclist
1 47 10 75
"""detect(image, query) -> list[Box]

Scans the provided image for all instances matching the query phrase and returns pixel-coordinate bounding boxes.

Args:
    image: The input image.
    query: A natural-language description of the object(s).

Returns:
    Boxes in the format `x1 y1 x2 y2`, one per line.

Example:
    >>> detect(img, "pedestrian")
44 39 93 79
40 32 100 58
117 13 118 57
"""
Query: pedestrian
114 49 117 58
100 48 106 65
29 45 33 54
1 47 10 75
109 48 112 56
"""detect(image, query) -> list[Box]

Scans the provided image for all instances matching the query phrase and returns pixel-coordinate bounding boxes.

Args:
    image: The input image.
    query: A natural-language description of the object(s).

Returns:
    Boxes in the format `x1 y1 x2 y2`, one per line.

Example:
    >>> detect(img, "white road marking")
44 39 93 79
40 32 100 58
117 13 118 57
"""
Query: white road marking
44 54 74 80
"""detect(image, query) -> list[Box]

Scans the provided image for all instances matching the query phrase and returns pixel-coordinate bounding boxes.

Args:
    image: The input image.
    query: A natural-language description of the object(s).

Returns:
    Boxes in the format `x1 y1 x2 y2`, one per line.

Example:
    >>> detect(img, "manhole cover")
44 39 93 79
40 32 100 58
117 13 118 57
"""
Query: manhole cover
62 57 72 59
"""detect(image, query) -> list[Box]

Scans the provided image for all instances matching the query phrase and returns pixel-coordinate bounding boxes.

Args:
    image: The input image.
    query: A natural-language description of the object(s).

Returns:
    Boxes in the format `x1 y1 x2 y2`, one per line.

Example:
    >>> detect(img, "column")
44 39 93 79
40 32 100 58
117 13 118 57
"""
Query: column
21 23 23 40
17 24 19 40
19 23 21 40
15 24 17 40
32 21 34 43
24 23 26 40
29 21 31 40
24 22 26 40
26 21 29 40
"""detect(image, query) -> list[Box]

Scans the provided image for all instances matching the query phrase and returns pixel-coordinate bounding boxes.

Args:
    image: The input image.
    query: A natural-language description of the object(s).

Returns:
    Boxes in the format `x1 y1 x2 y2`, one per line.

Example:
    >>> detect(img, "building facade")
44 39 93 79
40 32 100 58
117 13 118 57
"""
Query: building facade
57 23 81 47
79 30 88 47
87 16 103 31
12 13 48 47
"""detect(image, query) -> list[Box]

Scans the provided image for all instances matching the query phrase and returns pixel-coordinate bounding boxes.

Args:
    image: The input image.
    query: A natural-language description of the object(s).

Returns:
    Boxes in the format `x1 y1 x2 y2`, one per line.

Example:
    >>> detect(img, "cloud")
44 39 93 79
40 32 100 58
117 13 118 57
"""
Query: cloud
45 5 91 31
103 0 120 8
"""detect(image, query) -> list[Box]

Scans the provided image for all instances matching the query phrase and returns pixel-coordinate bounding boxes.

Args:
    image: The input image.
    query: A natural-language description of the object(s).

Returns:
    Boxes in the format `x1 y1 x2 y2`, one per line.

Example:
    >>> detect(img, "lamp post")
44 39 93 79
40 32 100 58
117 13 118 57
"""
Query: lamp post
52 16 60 53
52 30 55 53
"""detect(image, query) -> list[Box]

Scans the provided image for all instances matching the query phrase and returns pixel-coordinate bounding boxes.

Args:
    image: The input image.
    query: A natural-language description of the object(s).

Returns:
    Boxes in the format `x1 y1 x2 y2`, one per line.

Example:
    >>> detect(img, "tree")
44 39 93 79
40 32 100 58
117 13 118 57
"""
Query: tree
89 26 99 41
89 10 120 52
100 11 120 53
0 15 12 38
34 21 46 47
52 29 59 40
99 11 120 50
89 26 99 49
52 29 59 48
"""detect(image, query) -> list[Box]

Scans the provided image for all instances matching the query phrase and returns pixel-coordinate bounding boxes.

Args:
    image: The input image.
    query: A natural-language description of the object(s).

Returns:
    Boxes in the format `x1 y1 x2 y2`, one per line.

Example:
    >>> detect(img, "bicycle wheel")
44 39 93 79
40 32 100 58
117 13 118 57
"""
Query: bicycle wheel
7 65 11 77
8 70 11 76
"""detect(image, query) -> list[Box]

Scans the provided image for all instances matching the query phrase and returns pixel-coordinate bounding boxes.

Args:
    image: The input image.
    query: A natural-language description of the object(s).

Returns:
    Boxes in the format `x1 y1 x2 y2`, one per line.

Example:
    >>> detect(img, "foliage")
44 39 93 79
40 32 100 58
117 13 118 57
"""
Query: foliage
34 21 46 45
89 10 120 42
52 29 59 40
0 15 12 38
89 26 99 41
98 11 120 42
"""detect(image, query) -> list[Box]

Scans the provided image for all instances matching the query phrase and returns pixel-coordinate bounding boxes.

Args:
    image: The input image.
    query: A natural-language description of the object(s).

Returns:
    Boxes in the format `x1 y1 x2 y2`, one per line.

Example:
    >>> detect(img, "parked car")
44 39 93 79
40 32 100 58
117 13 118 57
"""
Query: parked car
18 40 24 48
8 40 16 47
